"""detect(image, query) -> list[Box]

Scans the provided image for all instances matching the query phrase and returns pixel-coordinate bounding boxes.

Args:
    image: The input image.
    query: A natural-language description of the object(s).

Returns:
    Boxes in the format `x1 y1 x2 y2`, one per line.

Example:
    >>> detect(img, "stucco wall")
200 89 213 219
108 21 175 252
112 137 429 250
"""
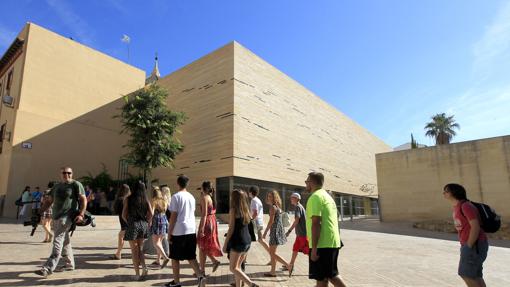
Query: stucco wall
376 135 510 222
0 24 30 216
1 23 145 217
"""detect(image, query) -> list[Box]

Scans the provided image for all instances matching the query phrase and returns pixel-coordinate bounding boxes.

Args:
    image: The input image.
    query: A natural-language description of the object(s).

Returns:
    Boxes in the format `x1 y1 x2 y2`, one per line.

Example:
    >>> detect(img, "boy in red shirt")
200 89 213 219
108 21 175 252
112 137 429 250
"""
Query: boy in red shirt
443 183 489 287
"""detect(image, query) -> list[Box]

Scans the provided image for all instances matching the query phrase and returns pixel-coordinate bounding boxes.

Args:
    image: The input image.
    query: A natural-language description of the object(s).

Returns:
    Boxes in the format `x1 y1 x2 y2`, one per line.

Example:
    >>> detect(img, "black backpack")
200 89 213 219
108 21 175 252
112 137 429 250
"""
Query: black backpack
461 201 501 233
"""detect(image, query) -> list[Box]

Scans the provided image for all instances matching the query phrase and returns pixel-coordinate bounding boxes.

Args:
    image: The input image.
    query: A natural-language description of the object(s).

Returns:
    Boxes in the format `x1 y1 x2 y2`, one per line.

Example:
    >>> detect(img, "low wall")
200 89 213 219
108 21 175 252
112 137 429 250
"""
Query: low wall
376 135 510 222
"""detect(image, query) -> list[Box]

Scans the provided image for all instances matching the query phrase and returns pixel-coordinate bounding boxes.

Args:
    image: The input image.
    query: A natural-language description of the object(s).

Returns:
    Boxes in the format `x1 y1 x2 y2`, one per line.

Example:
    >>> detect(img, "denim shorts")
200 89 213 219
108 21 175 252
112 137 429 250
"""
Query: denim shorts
458 240 489 278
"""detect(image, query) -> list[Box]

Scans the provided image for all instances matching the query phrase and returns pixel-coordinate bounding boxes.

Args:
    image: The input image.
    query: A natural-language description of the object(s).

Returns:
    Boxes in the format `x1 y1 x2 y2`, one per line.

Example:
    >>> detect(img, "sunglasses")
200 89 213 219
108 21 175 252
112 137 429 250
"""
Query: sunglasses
62 172 72 175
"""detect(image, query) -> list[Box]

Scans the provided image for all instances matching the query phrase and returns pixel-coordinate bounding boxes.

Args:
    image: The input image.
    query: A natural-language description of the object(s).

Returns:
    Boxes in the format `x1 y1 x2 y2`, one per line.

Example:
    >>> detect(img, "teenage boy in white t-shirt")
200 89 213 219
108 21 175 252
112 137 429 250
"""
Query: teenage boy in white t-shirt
165 175 205 287
249 186 270 255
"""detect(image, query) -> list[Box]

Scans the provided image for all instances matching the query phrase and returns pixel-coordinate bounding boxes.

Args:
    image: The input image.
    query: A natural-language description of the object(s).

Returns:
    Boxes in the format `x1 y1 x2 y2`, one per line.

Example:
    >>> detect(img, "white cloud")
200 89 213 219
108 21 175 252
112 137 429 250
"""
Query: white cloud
103 0 129 15
45 0 95 45
397 2 510 147
445 86 510 142
472 1 510 81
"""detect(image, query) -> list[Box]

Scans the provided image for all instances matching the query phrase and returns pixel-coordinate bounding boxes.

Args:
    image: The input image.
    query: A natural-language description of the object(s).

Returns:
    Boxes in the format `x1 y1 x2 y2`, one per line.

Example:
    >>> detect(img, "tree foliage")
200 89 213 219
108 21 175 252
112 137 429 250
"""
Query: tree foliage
117 84 187 181
79 163 115 191
424 113 460 145
411 133 418 149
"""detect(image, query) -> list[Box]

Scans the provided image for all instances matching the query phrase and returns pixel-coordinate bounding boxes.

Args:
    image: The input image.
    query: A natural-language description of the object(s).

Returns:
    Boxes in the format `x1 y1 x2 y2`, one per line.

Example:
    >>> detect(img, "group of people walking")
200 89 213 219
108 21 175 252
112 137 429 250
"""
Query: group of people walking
30 166 489 287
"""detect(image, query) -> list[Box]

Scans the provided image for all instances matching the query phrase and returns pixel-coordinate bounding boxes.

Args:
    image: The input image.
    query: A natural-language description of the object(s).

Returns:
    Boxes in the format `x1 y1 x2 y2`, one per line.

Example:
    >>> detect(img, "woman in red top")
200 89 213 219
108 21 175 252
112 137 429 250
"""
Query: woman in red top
443 183 489 287
197 181 223 275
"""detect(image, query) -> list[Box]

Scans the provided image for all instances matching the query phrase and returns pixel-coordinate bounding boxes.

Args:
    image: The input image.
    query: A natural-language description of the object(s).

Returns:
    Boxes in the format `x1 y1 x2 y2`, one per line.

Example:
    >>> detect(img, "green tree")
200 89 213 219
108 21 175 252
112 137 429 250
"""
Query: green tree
117 84 187 183
424 113 460 145
411 133 418 149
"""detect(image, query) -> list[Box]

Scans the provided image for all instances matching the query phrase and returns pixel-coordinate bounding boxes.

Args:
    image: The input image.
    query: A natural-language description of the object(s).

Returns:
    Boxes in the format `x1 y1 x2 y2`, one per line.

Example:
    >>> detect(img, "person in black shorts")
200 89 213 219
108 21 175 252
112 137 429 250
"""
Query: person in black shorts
223 189 259 287
305 172 346 287
165 175 205 287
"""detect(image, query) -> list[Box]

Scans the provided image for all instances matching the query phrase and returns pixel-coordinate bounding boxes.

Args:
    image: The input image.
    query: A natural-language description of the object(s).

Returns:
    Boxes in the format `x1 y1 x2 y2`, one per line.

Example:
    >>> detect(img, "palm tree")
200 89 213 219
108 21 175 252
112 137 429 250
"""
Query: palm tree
424 113 460 145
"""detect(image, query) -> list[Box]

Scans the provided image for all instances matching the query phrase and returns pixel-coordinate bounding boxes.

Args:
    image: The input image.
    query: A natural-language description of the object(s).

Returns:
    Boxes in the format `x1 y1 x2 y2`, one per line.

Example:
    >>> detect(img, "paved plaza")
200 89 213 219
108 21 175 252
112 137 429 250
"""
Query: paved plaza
0 217 509 287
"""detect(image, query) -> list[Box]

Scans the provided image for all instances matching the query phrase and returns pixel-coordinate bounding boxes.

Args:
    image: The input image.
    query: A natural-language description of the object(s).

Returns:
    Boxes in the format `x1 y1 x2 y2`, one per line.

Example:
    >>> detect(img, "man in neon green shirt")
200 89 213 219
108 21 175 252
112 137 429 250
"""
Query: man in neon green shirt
305 172 346 287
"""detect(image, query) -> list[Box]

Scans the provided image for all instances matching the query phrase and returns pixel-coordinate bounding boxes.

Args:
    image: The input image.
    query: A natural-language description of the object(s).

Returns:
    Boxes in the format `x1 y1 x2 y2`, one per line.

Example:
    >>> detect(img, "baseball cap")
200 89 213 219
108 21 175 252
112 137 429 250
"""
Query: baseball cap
290 192 301 200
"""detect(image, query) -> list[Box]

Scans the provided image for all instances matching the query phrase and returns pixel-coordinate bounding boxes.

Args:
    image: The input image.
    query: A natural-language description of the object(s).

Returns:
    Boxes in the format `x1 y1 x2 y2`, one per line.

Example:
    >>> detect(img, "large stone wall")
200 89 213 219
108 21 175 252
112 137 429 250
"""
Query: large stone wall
150 42 235 197
233 42 391 196
376 135 510 222
151 42 391 198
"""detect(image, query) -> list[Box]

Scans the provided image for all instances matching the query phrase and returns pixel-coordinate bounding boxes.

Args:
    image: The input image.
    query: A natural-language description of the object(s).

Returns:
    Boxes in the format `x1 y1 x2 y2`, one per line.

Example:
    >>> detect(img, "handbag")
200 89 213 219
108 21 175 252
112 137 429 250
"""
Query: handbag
248 219 257 242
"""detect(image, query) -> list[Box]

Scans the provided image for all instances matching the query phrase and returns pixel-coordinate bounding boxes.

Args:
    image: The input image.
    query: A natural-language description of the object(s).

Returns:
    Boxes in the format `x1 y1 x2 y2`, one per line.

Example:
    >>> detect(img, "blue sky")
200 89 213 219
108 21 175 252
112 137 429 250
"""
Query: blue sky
1 0 509 147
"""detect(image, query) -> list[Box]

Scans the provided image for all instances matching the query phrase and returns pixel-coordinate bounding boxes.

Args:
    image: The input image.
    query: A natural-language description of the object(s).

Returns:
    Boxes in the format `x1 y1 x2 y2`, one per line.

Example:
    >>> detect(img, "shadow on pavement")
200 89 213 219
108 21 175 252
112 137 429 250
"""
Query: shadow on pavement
340 218 510 248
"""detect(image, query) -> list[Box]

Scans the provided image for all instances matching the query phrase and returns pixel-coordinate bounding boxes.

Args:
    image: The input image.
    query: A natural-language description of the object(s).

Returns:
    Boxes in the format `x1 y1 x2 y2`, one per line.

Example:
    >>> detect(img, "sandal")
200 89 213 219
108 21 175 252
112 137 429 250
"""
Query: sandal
161 258 170 269
110 254 121 260
212 260 221 273
139 268 148 281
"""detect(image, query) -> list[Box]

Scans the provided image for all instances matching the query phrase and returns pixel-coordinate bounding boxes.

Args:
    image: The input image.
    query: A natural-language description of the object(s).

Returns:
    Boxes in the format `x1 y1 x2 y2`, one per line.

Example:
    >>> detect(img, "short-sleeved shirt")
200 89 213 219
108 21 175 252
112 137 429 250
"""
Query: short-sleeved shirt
21 191 32 203
250 197 264 226
294 203 307 237
453 200 487 245
32 191 42 202
50 180 85 220
306 189 340 248
169 190 196 236
32 191 42 209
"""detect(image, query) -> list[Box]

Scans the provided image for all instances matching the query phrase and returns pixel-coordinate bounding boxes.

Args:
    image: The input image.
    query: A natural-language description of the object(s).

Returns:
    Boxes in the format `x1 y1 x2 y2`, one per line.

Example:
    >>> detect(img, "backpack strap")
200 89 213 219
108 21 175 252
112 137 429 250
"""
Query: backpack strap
72 181 80 201
459 200 469 220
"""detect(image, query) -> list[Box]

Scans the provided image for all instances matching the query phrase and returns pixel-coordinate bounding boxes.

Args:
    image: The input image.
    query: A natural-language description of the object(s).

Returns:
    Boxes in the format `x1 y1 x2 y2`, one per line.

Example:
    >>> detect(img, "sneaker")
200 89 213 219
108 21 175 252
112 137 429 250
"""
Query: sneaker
90 217 96 227
35 268 49 278
151 261 161 267
198 276 206 287
55 264 74 272
164 280 181 287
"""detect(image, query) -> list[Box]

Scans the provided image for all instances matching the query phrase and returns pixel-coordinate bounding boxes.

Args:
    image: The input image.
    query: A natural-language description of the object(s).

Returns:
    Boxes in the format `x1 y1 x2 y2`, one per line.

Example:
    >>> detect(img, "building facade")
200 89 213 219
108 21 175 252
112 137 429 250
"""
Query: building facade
0 23 145 217
1 23 391 217
152 42 391 214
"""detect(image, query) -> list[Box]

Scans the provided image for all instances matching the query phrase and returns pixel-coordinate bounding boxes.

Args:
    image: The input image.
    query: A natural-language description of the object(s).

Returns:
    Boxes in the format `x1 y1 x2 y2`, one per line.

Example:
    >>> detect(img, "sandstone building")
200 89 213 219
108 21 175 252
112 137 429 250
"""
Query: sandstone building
0 23 390 217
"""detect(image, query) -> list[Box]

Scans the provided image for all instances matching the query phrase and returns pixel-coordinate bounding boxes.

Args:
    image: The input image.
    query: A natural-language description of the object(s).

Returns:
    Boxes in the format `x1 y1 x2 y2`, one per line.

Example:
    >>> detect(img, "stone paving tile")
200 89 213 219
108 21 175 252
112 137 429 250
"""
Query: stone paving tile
0 217 509 286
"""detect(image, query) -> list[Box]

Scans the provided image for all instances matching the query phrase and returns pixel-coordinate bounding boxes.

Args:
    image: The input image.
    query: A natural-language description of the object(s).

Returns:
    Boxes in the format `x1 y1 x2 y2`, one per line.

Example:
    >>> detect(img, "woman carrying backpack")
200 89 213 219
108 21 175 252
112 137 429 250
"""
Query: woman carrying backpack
18 186 32 220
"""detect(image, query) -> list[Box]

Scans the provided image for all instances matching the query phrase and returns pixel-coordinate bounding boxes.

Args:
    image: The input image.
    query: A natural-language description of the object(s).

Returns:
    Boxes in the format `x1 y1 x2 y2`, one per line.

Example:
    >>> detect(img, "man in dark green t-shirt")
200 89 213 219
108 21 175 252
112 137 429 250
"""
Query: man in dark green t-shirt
36 167 87 278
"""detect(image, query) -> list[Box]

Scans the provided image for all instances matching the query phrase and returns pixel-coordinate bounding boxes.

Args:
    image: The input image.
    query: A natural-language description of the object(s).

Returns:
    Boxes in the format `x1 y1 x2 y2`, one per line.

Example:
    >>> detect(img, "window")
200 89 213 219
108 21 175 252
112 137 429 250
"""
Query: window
6 70 13 91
